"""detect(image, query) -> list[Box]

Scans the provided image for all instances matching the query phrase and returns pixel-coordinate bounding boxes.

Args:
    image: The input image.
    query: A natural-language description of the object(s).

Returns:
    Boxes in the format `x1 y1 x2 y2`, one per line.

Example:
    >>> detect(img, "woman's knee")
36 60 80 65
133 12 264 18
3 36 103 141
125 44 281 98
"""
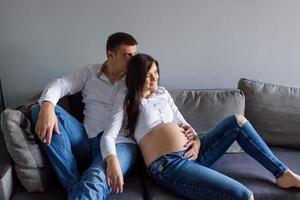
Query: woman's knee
235 114 248 127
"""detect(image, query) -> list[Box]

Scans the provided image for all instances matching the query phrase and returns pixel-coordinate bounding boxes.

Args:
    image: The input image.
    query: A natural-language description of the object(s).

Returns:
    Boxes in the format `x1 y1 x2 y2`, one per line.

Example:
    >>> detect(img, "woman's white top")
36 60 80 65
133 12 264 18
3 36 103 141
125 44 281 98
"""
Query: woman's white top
100 86 195 160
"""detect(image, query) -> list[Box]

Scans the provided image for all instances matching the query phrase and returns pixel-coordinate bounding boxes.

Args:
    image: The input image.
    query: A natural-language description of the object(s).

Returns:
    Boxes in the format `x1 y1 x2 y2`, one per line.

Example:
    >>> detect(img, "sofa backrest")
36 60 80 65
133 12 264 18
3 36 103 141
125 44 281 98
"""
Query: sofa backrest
57 92 84 123
168 89 245 135
238 78 300 149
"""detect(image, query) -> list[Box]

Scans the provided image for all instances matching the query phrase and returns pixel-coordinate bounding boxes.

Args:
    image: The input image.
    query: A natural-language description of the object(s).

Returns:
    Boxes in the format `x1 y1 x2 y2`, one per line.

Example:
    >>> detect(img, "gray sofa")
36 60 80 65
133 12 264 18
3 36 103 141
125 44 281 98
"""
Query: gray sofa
1 78 300 200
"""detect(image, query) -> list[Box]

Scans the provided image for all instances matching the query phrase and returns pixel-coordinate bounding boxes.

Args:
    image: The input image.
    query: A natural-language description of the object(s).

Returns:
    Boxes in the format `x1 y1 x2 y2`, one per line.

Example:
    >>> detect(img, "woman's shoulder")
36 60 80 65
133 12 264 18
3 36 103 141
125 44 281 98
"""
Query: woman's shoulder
156 86 168 94
156 86 172 96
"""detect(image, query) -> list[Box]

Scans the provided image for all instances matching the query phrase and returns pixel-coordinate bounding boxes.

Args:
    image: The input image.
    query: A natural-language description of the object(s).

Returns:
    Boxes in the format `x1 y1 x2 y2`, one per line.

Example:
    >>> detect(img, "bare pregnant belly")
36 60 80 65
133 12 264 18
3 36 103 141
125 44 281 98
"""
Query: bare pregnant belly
139 123 189 167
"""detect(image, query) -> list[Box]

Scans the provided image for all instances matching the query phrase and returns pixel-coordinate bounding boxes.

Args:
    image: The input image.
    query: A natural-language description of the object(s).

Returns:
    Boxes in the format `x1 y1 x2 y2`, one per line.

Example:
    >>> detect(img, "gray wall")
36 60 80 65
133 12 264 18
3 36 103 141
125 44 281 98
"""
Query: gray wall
1 0 300 107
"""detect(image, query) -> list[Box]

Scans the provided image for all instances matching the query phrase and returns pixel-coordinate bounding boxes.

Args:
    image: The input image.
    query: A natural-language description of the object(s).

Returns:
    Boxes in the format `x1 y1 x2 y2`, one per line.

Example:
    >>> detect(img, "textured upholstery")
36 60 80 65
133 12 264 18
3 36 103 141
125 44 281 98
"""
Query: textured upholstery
1 87 300 200
238 78 300 149
1 109 52 192
169 89 245 153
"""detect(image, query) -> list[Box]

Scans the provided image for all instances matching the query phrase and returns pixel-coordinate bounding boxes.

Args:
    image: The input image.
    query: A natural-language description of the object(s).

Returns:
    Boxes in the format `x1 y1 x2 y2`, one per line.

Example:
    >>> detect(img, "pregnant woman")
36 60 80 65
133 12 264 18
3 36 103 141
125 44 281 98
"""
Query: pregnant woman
101 53 300 200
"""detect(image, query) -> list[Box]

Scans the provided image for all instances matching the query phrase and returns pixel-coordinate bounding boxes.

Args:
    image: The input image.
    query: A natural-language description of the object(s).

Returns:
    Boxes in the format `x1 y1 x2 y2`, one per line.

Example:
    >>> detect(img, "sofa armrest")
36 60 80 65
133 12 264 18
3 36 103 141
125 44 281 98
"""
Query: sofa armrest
0 132 14 200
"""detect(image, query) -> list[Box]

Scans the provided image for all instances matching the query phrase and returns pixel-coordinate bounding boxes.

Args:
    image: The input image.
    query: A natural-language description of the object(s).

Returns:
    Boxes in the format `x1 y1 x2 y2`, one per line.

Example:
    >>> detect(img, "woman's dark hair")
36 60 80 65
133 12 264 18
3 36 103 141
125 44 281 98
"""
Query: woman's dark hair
124 53 160 137
106 32 137 52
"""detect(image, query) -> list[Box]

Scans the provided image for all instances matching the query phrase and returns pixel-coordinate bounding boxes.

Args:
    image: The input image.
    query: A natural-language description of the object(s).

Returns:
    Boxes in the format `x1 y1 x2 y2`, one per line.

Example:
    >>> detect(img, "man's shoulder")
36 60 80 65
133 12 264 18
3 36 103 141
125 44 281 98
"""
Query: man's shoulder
82 63 102 73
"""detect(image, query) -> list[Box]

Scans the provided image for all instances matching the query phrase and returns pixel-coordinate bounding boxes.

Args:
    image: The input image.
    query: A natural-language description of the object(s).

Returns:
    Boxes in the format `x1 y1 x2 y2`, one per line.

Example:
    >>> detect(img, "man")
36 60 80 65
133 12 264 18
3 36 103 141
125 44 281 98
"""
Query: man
31 32 138 200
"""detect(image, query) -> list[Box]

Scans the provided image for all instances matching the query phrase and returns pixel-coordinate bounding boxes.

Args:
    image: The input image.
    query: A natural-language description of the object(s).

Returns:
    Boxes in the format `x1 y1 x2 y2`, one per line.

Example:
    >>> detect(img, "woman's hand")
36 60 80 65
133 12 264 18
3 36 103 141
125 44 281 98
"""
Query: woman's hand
179 124 201 160
105 155 124 193
179 123 194 140
184 135 201 160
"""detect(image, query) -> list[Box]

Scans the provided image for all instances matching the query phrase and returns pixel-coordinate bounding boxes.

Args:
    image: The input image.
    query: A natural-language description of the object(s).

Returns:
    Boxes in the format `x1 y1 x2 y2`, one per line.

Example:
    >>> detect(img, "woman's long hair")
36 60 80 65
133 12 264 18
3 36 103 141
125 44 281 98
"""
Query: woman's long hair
124 53 160 137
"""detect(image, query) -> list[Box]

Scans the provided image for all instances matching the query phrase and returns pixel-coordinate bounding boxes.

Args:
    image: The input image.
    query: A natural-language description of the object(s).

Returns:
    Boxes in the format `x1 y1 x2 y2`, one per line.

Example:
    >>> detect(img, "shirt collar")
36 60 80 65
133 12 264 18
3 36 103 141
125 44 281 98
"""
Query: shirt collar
141 88 160 104
96 61 107 78
97 61 126 85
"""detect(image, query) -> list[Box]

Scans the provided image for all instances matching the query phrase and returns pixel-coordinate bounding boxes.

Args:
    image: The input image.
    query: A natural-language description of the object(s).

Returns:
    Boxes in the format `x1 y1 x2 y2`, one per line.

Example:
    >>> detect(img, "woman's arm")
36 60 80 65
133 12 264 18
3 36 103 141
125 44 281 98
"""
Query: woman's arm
100 92 126 193
165 88 201 159
164 89 197 135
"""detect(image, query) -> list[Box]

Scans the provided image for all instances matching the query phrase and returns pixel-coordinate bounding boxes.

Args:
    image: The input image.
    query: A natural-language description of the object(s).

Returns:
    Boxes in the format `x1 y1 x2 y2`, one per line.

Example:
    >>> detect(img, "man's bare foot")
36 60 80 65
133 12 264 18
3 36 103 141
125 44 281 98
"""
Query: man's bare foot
276 169 300 189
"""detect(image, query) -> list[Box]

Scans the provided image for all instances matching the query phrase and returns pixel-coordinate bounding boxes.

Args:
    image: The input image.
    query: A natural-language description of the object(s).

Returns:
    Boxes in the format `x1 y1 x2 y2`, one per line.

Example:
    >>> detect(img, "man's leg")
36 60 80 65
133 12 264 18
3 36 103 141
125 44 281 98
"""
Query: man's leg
31 104 91 191
69 133 139 200
116 143 139 177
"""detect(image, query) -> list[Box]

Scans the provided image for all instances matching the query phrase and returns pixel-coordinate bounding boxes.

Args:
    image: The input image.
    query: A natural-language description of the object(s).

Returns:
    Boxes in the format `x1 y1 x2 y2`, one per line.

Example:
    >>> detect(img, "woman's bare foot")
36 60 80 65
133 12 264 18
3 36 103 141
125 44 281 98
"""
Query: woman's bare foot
249 194 254 200
276 169 300 189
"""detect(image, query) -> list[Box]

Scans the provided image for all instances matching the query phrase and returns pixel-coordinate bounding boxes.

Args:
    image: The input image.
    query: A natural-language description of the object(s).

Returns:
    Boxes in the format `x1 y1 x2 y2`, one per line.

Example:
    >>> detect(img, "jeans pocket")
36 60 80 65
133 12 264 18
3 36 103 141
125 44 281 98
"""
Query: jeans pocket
157 157 171 175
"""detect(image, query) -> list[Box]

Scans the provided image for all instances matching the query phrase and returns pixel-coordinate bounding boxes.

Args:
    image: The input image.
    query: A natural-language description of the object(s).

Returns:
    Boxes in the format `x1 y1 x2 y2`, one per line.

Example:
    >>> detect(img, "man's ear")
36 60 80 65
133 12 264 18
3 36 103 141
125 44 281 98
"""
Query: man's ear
107 50 114 60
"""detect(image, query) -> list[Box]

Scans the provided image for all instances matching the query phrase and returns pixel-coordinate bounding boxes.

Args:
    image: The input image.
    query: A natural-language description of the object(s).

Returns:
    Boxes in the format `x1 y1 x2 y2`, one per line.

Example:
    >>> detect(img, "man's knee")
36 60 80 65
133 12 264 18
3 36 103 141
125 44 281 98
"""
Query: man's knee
31 104 41 125
235 114 248 127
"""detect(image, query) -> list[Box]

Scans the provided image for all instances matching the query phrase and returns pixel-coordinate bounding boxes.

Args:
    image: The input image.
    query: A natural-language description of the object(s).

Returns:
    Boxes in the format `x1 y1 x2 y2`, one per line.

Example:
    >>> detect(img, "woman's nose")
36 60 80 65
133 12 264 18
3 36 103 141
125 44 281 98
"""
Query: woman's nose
150 75 156 81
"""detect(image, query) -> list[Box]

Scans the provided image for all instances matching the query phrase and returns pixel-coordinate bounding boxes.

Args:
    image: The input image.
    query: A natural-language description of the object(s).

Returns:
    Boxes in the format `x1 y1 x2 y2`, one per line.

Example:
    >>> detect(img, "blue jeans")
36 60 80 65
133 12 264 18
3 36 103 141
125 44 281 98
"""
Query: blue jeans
148 115 288 200
31 105 139 200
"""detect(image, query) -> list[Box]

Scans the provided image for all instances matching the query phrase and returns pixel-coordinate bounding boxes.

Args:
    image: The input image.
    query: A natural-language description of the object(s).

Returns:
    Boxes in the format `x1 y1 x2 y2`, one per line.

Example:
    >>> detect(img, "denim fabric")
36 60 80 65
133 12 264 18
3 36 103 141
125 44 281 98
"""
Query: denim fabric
31 105 139 200
148 115 288 200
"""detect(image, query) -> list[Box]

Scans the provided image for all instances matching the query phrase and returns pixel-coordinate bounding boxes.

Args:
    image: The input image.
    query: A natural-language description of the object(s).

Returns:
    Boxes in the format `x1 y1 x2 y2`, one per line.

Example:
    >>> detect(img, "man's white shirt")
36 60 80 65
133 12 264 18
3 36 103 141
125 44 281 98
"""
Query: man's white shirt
38 63 135 146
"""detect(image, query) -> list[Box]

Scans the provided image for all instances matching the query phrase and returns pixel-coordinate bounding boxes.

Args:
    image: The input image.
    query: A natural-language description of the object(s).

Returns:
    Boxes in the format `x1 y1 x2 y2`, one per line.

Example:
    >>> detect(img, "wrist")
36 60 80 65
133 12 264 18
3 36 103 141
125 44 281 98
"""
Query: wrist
41 101 54 111
105 155 118 165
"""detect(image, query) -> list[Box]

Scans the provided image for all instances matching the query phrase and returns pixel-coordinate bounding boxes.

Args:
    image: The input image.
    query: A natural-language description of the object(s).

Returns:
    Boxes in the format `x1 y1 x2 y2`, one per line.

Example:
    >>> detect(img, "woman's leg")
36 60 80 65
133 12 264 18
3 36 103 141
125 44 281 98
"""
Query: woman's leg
198 114 300 189
149 152 253 200
234 114 300 189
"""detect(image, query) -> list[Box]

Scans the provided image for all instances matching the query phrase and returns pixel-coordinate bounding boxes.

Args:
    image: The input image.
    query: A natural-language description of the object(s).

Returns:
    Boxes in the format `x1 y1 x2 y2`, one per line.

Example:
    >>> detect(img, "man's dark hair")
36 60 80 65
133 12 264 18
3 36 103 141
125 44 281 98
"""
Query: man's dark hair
106 32 137 52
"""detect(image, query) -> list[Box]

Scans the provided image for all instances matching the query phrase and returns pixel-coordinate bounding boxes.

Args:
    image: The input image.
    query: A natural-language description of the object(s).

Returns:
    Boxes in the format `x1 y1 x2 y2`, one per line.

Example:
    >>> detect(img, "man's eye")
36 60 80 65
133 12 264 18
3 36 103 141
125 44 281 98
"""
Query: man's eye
125 54 132 58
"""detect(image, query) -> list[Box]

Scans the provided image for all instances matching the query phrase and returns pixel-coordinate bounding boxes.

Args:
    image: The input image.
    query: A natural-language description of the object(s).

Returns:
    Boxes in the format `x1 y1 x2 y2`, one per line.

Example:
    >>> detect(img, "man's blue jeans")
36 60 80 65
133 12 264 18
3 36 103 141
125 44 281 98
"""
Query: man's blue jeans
31 105 139 200
148 115 288 200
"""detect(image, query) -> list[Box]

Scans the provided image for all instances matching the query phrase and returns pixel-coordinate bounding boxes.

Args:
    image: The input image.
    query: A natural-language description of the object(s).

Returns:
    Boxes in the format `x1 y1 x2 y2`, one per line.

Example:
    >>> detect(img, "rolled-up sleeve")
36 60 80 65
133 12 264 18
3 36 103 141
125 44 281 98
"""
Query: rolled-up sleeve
38 65 92 106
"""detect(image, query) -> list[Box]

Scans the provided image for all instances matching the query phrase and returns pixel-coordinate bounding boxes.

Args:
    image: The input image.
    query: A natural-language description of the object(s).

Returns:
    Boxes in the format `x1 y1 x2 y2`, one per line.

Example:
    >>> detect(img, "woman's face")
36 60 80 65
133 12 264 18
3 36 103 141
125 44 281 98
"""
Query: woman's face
143 62 159 94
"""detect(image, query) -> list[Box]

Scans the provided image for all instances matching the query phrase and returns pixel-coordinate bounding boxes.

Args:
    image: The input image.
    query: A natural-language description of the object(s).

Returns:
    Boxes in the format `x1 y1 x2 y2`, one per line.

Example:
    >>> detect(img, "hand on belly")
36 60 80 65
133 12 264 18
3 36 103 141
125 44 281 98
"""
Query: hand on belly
139 123 190 167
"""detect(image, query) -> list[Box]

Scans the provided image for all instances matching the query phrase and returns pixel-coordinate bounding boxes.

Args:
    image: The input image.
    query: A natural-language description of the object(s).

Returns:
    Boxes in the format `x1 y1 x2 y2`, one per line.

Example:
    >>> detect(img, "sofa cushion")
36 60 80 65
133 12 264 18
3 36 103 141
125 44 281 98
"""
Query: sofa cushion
212 147 300 200
144 147 300 200
238 78 300 149
169 89 245 153
11 170 145 200
0 108 52 192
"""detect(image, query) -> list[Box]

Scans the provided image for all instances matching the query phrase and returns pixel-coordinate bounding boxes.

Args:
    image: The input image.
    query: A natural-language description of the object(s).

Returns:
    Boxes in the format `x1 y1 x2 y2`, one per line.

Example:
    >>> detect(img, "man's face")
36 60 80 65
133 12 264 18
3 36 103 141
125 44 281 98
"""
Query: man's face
107 44 137 74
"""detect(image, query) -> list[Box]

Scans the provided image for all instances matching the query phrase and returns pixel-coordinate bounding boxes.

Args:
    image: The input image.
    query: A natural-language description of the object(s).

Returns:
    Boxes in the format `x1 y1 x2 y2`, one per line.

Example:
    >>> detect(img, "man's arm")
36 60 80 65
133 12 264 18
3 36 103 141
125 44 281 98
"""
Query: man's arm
36 65 92 144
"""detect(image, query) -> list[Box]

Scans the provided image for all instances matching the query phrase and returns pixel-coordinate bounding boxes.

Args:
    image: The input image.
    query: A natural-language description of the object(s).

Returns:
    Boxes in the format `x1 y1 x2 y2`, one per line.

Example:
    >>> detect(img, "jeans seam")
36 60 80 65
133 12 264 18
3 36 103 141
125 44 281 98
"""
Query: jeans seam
176 182 235 200
201 128 238 163
239 128 287 178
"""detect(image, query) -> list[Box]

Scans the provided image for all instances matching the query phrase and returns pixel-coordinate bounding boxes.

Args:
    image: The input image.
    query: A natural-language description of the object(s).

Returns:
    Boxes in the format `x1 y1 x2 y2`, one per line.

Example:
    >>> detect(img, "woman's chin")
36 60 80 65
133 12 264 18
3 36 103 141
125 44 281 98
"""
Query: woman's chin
150 86 158 92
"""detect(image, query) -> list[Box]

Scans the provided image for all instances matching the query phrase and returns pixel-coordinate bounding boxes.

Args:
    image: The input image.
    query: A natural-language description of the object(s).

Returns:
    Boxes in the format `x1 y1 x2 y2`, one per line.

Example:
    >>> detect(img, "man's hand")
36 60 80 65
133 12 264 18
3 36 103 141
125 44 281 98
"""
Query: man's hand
35 101 60 144
105 155 124 193
179 124 201 160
